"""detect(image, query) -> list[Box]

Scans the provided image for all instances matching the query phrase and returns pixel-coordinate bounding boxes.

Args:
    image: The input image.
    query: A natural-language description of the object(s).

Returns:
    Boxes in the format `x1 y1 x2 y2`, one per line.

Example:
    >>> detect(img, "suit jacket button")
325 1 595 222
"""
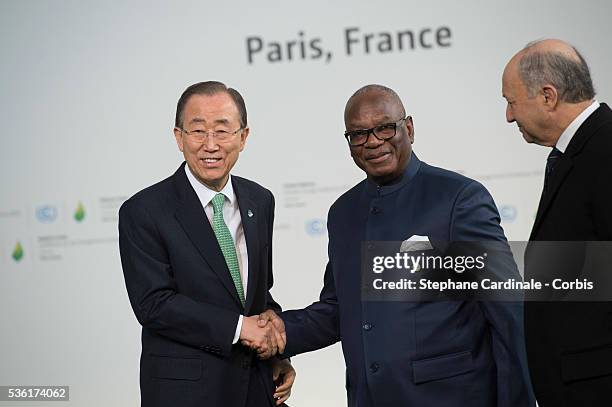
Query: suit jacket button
370 207 381 214
363 323 372 331
242 360 251 370
370 363 379 373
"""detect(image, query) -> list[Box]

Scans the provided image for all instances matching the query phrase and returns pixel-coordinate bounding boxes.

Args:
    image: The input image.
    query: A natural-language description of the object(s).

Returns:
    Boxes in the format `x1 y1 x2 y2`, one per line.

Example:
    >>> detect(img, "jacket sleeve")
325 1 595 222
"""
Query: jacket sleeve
280 245 341 357
119 198 239 357
450 180 535 407
265 192 282 314
593 158 612 239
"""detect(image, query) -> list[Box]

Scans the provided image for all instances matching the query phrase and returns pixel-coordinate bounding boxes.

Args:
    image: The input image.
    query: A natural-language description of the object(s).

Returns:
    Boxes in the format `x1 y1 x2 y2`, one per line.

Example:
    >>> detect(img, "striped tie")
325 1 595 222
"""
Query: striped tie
211 193 245 305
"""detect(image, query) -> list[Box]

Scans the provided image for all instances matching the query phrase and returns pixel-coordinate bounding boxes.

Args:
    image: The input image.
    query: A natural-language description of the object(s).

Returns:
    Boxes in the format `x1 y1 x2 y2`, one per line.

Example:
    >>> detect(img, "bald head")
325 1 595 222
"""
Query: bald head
523 39 581 60
502 39 596 146
344 84 406 125
505 38 595 103
343 84 414 185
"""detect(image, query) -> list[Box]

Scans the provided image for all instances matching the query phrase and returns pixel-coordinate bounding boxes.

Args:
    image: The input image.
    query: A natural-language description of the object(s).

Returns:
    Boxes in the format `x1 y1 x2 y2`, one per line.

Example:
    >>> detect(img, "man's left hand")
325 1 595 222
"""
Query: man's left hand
272 358 296 405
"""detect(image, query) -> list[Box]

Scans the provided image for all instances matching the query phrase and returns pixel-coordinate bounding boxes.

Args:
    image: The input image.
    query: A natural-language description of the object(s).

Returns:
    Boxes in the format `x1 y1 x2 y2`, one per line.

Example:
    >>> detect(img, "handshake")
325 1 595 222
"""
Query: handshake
239 309 285 359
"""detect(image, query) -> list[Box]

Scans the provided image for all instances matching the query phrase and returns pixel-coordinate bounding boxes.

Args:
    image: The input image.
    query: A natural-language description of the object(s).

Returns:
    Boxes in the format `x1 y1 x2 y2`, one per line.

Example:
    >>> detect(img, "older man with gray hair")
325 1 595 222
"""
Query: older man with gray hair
503 39 612 406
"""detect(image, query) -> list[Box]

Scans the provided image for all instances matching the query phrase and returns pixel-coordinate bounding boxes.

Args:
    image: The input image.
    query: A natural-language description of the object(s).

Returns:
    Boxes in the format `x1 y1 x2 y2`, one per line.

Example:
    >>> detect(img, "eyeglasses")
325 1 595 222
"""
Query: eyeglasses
178 126 244 143
344 116 410 146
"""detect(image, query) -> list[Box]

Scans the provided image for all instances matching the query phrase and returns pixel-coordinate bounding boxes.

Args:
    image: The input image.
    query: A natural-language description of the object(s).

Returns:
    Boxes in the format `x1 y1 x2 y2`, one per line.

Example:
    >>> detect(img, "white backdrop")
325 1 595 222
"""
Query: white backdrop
1 0 611 405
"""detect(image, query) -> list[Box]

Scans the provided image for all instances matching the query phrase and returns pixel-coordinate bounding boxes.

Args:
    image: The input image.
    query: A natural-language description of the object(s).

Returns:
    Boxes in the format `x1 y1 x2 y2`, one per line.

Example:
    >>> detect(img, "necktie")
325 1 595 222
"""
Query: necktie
211 193 245 305
544 147 562 193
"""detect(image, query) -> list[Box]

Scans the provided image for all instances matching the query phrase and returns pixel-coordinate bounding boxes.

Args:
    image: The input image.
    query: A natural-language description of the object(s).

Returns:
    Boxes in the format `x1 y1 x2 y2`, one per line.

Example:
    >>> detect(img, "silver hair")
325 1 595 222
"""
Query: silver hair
518 40 595 103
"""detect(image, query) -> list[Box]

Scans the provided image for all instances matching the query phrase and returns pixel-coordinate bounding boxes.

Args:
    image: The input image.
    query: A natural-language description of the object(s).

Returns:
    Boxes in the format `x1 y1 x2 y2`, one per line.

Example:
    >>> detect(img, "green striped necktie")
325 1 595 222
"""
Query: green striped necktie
211 193 245 305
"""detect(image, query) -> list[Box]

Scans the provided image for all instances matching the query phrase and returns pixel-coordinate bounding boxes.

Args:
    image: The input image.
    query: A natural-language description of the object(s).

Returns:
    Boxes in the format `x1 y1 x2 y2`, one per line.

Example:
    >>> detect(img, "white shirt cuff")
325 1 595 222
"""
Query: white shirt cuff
232 315 244 344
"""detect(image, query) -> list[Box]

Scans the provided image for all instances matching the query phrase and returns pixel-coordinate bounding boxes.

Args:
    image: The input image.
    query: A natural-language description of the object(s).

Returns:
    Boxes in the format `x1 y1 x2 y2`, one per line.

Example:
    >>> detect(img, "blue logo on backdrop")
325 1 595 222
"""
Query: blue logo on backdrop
36 205 58 223
499 205 518 223
305 219 326 236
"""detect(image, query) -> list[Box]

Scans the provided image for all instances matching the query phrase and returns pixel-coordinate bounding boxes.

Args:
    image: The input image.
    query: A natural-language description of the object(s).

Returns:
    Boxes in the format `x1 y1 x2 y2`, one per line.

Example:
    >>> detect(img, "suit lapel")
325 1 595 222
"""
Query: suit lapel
531 156 573 238
173 164 243 309
530 104 612 239
233 178 260 315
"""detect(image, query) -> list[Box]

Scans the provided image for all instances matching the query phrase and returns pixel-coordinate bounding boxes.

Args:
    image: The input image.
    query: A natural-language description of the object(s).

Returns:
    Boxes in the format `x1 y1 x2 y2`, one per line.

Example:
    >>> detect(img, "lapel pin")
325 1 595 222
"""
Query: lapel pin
247 209 253 218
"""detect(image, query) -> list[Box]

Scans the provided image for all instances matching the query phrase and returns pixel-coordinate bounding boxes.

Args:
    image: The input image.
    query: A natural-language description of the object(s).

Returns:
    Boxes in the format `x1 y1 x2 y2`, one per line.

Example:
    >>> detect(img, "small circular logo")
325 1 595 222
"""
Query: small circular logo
305 219 326 236
36 205 58 223
499 205 518 223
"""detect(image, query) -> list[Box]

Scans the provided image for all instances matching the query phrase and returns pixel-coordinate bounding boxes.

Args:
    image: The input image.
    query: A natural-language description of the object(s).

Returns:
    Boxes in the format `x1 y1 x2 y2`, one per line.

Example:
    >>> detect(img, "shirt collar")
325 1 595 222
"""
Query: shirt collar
365 152 421 196
184 164 235 206
555 100 600 153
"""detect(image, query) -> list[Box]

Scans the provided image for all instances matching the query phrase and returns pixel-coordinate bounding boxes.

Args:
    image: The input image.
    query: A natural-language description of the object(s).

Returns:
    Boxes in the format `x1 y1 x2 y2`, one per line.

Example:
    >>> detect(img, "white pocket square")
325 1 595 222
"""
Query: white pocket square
400 235 433 252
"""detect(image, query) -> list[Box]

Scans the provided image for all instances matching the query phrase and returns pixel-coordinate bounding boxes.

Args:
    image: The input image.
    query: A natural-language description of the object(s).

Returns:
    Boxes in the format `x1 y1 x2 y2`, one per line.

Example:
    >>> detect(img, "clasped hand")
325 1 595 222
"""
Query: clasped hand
239 310 286 359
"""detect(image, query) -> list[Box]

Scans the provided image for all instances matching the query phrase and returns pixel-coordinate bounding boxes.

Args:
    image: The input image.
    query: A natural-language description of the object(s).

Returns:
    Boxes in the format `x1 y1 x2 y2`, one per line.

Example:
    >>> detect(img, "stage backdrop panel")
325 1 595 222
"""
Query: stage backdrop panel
1 0 611 405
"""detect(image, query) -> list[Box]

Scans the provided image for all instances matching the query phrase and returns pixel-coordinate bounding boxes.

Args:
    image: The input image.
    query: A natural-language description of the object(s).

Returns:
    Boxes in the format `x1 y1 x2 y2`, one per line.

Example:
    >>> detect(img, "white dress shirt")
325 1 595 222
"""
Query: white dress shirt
555 100 600 153
185 165 248 344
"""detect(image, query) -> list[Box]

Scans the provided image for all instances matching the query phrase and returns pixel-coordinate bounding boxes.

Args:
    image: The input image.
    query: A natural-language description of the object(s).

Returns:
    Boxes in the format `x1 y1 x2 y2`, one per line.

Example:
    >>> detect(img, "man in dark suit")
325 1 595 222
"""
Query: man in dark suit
502 39 612 406
119 81 295 407
260 85 533 406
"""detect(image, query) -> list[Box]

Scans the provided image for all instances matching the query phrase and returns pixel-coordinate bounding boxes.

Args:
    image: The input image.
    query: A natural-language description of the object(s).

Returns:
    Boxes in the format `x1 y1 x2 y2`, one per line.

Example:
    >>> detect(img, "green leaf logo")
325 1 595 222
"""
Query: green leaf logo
74 201 86 222
12 241 24 262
